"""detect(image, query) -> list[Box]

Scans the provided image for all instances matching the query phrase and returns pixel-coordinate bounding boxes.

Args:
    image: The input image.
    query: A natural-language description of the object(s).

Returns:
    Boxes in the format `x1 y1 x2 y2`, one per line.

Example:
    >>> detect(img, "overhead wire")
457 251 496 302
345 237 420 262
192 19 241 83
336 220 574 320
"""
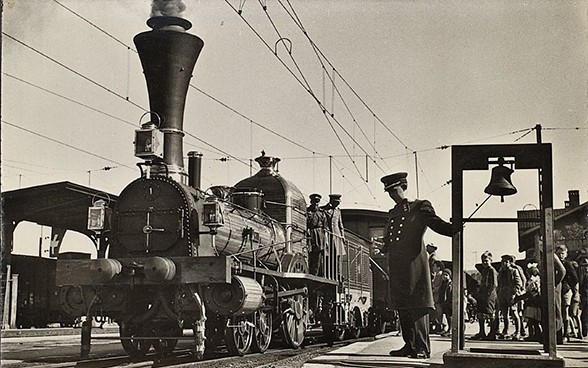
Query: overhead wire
4 72 137 128
279 0 390 169
190 84 327 156
256 2 388 184
261 1 388 173
2 120 135 170
46 0 339 168
278 0 412 151
50 0 137 53
265 1 399 178
224 0 370 184
2 35 273 174
2 32 146 111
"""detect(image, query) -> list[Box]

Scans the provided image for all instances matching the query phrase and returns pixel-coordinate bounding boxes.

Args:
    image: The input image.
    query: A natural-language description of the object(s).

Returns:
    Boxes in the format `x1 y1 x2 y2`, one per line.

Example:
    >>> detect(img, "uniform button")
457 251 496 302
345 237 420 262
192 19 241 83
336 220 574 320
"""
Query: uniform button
396 237 400 241
401 217 405 220
398 230 402 234
399 224 403 227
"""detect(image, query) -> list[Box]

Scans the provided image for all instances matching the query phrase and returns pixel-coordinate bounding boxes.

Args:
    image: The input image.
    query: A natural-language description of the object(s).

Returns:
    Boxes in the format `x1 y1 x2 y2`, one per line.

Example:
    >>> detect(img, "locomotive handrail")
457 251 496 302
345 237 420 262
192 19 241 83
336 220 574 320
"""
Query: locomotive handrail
136 160 169 177
264 200 307 216
229 236 306 258
369 257 389 281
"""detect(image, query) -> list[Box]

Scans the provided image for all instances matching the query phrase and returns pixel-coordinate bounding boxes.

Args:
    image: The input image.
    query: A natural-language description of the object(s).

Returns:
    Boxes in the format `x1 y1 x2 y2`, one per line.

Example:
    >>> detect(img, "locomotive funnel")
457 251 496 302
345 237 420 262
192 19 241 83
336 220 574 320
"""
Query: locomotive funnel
134 16 204 181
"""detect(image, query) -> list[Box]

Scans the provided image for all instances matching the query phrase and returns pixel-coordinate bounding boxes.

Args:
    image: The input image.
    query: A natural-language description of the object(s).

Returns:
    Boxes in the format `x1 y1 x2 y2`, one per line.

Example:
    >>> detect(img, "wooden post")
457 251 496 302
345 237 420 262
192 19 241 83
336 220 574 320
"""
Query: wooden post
2 265 12 329
10 274 18 328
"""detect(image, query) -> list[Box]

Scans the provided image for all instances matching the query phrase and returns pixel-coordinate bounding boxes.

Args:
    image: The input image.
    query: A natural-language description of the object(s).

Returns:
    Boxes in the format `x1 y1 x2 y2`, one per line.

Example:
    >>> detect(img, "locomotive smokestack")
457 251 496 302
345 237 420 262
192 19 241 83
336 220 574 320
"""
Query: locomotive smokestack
134 16 203 181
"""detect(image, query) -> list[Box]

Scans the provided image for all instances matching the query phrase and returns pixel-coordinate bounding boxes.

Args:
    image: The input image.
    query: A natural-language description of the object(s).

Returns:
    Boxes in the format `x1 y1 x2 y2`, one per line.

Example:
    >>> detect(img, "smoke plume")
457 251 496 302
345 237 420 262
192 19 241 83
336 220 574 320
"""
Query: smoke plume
151 0 186 18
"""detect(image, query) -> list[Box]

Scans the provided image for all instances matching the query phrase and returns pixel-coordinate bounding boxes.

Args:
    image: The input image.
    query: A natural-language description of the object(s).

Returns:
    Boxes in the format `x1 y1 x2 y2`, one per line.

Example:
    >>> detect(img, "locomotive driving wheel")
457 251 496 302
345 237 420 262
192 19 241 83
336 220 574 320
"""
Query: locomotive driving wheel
281 293 308 348
282 253 308 273
251 309 272 353
225 315 253 356
153 323 181 355
119 323 152 356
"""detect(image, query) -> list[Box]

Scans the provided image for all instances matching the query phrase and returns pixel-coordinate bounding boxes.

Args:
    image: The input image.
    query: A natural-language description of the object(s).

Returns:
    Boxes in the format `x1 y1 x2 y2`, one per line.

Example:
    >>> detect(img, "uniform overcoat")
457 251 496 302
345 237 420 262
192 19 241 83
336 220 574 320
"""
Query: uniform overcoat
321 203 346 254
382 199 452 309
307 206 326 251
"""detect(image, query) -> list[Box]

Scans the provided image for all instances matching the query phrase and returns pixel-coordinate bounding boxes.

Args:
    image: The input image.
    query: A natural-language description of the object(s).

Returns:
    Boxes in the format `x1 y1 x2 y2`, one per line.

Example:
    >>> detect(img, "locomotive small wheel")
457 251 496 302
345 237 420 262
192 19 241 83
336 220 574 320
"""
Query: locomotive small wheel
367 311 386 336
251 309 272 353
346 308 363 339
225 315 253 356
321 304 345 342
378 318 387 335
332 325 346 342
153 324 181 355
281 294 308 348
119 323 152 356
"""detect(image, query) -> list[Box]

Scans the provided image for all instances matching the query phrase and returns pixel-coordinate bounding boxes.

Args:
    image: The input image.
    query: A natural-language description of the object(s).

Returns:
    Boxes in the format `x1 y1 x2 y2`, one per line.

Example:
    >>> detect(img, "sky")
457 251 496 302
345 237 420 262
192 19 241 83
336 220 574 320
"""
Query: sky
2 0 587 268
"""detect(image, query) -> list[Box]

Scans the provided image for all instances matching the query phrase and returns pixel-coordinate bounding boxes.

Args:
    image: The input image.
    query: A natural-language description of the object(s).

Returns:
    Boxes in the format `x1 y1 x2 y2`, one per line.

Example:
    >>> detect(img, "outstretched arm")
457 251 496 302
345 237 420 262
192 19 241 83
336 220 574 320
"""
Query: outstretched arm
420 200 453 236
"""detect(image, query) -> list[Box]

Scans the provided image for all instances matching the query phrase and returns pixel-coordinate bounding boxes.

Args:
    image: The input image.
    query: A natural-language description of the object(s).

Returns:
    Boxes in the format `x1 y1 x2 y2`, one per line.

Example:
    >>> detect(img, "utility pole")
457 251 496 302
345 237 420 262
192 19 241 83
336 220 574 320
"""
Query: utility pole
535 123 542 143
414 151 420 198
329 155 333 194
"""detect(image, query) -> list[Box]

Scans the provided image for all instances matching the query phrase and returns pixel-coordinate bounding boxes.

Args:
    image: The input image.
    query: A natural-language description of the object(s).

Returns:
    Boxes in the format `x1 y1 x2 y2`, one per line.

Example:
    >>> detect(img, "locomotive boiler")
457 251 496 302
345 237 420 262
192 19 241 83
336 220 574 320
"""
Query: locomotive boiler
56 15 373 359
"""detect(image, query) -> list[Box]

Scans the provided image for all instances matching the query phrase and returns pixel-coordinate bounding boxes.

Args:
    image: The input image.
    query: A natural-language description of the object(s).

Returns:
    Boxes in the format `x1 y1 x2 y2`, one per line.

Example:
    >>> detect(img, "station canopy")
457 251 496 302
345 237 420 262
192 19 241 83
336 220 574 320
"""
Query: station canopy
2 181 117 236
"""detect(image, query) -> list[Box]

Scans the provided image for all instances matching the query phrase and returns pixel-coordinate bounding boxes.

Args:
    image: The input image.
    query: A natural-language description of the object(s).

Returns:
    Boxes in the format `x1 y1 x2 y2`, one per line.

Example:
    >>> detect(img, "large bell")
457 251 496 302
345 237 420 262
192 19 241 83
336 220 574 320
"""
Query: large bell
485 160 517 198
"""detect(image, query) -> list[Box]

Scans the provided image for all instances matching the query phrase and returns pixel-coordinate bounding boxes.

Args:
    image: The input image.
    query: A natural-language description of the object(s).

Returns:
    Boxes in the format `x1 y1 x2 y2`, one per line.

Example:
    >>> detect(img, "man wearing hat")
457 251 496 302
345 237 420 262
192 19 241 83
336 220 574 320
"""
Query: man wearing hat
321 194 346 257
379 172 454 359
307 194 326 276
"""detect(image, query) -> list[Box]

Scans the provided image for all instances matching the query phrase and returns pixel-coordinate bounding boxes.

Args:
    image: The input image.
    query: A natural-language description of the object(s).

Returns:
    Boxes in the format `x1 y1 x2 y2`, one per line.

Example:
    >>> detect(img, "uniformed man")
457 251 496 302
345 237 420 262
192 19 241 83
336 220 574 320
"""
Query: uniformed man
379 172 453 359
321 194 346 256
307 193 326 276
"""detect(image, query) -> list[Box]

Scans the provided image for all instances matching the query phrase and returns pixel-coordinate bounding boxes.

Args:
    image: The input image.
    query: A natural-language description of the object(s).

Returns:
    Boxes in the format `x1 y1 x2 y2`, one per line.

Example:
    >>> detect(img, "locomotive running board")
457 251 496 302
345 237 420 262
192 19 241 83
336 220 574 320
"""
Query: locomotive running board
238 264 339 285
56 256 232 286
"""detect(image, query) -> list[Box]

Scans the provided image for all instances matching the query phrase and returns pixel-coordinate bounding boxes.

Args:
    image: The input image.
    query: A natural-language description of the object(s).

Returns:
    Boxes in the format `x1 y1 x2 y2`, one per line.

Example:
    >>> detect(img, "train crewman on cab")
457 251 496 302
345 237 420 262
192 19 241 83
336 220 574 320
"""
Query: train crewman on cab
379 172 454 359
321 194 346 256
307 193 327 276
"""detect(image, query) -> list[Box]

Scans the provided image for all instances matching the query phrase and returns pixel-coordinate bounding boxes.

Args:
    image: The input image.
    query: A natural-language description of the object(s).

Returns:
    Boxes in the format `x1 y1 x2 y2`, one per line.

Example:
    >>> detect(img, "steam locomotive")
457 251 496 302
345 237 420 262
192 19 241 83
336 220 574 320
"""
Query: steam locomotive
56 16 379 359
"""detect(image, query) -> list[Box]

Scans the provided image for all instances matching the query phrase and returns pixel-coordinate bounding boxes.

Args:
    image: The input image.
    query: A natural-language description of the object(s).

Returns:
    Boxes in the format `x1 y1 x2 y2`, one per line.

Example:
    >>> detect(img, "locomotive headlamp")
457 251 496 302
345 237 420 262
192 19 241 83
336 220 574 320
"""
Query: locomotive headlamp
134 112 163 160
88 199 109 231
203 199 225 232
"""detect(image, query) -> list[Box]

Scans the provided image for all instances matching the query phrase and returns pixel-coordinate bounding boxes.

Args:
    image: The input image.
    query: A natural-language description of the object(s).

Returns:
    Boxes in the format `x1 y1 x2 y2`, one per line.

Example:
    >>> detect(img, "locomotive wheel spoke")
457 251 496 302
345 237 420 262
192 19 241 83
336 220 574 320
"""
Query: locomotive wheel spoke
281 294 308 348
153 324 181 355
225 316 253 356
251 310 272 353
119 323 152 356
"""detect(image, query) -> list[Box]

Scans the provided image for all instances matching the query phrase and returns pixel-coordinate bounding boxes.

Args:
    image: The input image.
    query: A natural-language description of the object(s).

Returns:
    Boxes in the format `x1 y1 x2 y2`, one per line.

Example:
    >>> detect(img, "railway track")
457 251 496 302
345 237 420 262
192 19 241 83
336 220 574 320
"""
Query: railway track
21 334 375 368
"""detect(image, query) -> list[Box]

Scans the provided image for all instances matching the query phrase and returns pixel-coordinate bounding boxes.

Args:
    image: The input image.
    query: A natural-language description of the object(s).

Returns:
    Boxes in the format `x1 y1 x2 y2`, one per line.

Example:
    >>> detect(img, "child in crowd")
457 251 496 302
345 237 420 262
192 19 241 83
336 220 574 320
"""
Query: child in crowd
471 251 498 340
514 263 542 342
431 260 445 334
496 254 523 340
440 268 453 337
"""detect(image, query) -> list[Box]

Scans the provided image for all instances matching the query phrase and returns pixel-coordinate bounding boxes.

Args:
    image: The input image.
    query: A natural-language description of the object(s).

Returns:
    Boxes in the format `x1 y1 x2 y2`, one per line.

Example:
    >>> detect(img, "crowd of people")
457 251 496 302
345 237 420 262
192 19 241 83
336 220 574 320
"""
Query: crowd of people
466 245 588 343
